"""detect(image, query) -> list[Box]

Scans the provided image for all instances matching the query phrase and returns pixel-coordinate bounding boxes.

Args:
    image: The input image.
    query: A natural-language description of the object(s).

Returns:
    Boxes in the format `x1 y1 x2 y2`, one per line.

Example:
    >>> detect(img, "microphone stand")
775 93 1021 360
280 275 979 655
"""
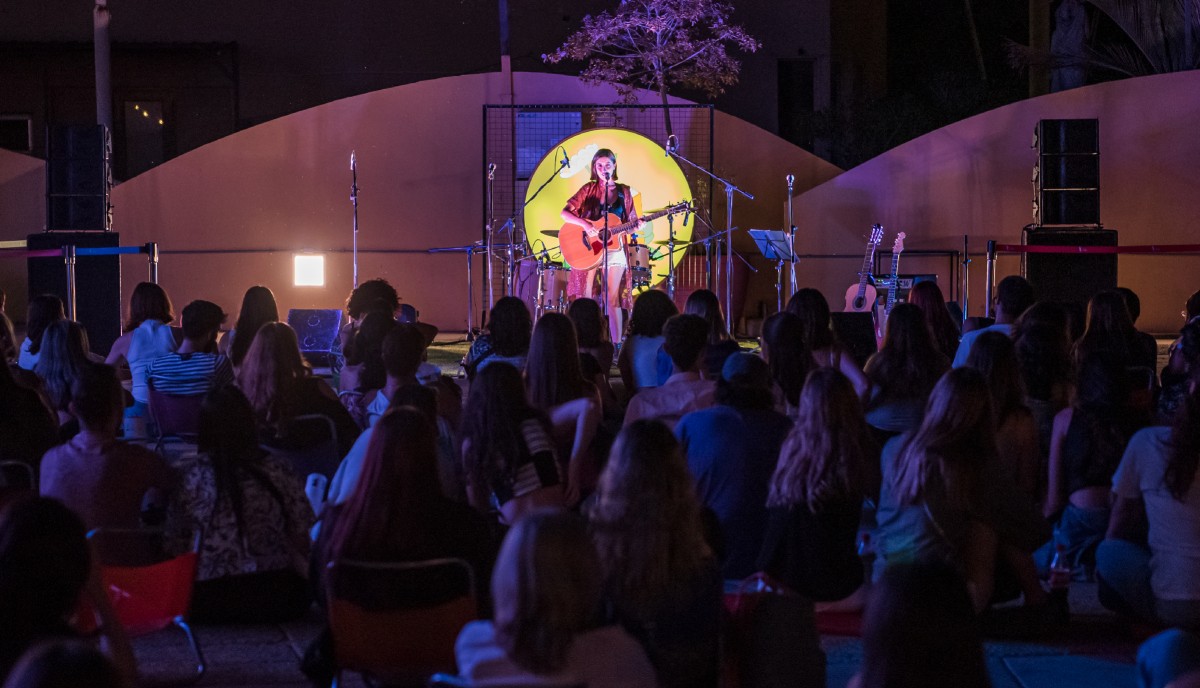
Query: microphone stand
786 174 797 299
486 163 497 310
600 173 610 325
668 143 754 334
350 152 360 289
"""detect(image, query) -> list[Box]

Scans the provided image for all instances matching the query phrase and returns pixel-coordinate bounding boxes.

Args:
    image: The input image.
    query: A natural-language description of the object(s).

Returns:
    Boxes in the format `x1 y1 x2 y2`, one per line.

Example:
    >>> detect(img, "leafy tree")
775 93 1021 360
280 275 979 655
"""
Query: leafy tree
543 0 759 136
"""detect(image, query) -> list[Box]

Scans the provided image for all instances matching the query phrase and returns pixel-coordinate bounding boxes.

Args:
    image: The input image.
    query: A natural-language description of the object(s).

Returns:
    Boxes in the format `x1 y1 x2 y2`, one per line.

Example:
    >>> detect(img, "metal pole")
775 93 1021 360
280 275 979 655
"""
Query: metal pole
466 246 475 337
485 166 496 309
960 234 970 324
64 245 77 320
350 152 359 289
146 241 159 283
724 185 735 334
985 240 997 318
786 174 796 298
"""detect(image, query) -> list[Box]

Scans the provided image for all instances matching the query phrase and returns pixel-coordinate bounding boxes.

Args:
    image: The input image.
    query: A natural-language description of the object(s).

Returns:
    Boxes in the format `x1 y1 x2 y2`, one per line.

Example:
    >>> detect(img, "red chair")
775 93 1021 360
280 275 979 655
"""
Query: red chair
148 386 204 454
87 528 207 683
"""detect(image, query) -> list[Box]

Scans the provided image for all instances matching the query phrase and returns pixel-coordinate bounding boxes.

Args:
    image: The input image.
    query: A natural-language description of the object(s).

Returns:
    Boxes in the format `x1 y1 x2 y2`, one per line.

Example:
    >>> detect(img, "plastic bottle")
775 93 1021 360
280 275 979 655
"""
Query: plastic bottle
1047 542 1071 619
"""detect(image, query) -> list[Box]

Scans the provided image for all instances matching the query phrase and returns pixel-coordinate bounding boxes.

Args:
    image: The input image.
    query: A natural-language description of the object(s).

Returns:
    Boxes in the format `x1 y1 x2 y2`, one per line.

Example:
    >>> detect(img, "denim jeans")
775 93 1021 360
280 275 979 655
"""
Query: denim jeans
1137 629 1200 688
1097 539 1200 629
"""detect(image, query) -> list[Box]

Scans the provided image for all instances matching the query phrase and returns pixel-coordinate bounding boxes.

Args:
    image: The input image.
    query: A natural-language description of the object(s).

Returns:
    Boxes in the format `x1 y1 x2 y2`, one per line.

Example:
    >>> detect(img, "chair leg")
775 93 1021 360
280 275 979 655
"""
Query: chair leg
172 616 206 683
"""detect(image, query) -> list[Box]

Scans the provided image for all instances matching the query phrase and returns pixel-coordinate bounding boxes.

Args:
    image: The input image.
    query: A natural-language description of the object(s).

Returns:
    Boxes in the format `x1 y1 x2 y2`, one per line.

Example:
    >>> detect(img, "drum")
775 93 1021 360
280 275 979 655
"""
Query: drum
627 244 652 289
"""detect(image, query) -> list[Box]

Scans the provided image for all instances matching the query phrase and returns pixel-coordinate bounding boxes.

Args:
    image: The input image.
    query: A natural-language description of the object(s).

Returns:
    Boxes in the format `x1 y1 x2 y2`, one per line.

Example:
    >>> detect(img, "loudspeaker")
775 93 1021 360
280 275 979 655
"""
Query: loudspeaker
830 311 877 368
287 308 344 367
1035 118 1099 226
1023 227 1117 308
26 232 122 355
46 125 111 231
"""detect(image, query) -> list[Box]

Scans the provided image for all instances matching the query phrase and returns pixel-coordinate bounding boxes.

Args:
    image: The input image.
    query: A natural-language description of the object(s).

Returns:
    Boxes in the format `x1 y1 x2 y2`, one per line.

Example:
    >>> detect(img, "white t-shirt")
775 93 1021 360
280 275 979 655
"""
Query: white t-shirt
128 319 177 404
17 337 37 370
1112 426 1200 601
951 322 1011 368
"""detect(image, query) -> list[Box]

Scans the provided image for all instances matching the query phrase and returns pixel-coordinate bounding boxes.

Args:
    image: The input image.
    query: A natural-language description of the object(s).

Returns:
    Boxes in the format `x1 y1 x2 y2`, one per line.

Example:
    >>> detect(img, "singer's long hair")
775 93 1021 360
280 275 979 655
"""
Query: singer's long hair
589 149 618 182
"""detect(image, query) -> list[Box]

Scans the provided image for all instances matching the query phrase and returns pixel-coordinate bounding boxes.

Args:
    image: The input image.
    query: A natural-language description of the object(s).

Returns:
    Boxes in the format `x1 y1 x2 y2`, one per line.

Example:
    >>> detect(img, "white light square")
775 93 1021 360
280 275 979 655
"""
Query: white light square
294 254 325 287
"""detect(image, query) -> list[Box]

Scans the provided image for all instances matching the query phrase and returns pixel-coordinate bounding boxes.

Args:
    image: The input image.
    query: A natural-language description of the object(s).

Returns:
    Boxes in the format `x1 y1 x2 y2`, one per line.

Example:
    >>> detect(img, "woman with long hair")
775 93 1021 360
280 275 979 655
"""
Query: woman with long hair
965 331 1040 498
907 280 961 362
220 285 278 368
863 303 949 437
588 420 721 688
17 295 64 371
617 289 678 395
684 289 740 379
461 363 565 524
236 322 360 457
0 347 56 469
167 385 314 623
875 368 1047 612
759 368 874 604
525 313 601 505
104 283 179 416
1041 352 1146 578
760 310 813 414
456 511 654 688
33 320 93 425
1074 289 1157 371
566 297 620 418
336 311 397 428
1097 319 1200 629
785 288 869 397
464 297 533 380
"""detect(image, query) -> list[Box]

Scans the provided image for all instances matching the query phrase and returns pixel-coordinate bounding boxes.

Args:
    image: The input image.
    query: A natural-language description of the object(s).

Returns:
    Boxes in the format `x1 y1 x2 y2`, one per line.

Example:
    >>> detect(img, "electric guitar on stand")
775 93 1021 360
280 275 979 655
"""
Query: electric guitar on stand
559 202 690 271
875 232 906 343
843 224 885 312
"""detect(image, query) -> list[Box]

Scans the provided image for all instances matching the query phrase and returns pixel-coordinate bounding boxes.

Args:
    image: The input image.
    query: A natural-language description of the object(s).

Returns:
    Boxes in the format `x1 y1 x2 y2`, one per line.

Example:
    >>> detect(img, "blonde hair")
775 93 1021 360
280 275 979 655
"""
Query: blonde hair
235 322 309 432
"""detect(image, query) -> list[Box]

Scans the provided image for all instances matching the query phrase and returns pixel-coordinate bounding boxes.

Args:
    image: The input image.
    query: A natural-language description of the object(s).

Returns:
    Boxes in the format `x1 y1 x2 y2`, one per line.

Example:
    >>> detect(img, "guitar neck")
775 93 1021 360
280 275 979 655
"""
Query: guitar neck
886 254 901 309
856 244 877 295
600 207 680 236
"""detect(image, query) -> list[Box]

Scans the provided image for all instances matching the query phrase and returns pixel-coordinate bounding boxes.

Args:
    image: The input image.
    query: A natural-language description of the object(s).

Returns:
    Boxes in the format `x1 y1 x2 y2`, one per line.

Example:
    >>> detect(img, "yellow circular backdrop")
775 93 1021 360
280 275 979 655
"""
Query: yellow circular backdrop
522 128 694 290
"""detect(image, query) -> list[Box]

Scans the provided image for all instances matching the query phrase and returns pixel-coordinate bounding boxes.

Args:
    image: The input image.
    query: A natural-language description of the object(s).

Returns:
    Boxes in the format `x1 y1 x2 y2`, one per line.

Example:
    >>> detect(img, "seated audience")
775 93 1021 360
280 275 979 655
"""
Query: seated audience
166 385 314 623
863 303 949 439
1074 289 1158 372
760 310 812 416
0 497 133 684
1013 303 1076 489
1040 352 1146 578
336 311 397 426
677 353 792 579
0 351 56 472
589 420 722 688
566 297 621 420
1097 347 1200 630
105 282 179 420
461 363 564 524
965 331 1040 498
953 275 1034 367
1160 290 1200 423
40 364 172 530
1 314 46 393
617 289 678 395
463 296 533 379
330 278 400 379
456 511 655 688
146 300 234 397
849 560 990 688
758 367 872 603
908 279 961 363
786 288 869 397
33 320 93 426
683 289 741 380
218 284 279 369
237 322 360 457
874 368 1047 613
1117 286 1162 370
525 312 602 505
16 295 64 371
624 314 715 430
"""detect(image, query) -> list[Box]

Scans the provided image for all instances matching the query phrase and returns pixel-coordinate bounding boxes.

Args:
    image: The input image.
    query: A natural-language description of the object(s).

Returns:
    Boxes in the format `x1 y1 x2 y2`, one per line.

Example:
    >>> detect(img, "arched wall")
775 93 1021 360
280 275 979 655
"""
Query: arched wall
790 70 1200 333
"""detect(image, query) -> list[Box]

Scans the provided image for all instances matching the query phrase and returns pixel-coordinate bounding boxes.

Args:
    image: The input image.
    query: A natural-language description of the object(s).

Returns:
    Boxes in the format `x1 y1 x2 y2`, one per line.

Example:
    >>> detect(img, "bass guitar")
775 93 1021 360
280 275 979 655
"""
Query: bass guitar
843 224 885 312
875 232 906 343
559 202 690 271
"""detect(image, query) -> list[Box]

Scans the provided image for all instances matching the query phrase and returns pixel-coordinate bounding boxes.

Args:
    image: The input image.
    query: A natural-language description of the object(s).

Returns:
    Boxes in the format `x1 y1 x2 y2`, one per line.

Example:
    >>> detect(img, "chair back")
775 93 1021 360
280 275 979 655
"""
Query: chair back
148 387 204 445
326 558 476 683
268 413 340 479
86 528 201 636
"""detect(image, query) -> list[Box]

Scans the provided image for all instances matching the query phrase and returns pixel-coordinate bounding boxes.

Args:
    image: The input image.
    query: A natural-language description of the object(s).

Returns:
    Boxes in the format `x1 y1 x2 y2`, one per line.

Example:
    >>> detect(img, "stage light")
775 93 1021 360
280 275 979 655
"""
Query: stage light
294 254 325 286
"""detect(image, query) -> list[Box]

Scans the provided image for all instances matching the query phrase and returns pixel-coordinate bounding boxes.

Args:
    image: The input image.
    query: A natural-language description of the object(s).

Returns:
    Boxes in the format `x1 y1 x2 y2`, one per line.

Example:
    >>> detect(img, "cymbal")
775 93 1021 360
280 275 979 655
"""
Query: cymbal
542 230 560 237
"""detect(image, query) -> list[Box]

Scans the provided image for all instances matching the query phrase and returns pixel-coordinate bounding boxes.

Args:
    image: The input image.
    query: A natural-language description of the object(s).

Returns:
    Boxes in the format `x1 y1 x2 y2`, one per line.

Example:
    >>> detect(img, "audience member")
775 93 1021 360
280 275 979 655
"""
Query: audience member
220 285 279 368
525 312 602 504
1040 352 1146 578
759 367 873 603
863 303 949 438
617 289 678 395
39 364 172 530
786 288 870 397
104 282 179 420
330 278 400 379
16 295 64 371
33 320 93 425
461 363 564 524
456 511 655 688
0 497 133 683
361 323 429 427
0 351 56 471
146 300 234 397
336 311 397 426
464 296 533 379
677 352 791 579
567 297 622 424
1118 286 1162 367
1074 289 1158 372
1161 294 1200 423
850 560 990 688
908 280 961 362
0 314 43 393
682 289 740 379
166 385 314 623
952 275 1033 367
237 322 360 457
1013 304 1076 480
624 314 715 430
2 640 125 688
589 420 722 688
760 310 813 415
965 331 1040 498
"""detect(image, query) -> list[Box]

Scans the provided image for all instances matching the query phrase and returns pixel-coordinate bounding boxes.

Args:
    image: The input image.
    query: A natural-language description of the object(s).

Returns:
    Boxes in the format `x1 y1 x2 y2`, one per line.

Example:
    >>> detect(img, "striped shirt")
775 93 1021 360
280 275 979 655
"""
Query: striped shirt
490 419 560 507
146 351 234 396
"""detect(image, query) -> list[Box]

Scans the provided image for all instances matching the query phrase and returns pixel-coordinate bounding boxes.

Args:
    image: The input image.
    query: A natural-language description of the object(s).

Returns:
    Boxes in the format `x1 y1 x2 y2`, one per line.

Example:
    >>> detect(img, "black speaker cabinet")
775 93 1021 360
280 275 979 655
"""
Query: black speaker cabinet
46 125 111 231
287 308 344 367
26 232 122 355
830 311 878 368
1022 227 1117 308
1036 118 1099 226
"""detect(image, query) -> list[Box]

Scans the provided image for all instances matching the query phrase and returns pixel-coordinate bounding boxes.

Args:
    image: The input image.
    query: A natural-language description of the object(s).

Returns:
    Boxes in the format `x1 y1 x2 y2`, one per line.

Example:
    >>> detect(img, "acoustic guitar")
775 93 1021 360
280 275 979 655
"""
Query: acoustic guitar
875 232 906 343
559 202 690 271
842 224 885 312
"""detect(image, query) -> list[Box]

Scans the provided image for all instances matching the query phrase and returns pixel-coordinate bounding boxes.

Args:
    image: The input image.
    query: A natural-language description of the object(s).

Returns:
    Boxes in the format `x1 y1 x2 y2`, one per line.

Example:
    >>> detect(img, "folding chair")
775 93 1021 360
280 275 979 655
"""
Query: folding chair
326 557 476 688
147 386 204 454
267 413 340 479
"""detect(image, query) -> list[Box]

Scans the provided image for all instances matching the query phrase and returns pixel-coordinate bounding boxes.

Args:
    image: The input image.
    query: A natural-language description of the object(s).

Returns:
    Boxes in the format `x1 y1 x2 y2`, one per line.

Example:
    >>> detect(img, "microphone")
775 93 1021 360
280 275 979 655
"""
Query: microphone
786 174 794 192
487 162 496 181
350 151 356 171
560 146 570 169
683 205 691 226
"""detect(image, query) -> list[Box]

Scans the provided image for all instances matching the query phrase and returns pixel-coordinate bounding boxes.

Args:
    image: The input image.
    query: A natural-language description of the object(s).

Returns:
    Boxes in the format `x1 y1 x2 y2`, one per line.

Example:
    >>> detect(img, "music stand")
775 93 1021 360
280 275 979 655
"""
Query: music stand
749 229 798 312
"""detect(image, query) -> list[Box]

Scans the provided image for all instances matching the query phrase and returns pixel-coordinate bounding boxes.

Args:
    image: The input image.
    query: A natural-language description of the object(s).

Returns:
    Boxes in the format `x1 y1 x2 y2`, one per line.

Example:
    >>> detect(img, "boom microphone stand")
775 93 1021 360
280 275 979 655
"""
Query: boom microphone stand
665 135 754 334
786 174 797 298
600 171 611 323
485 162 497 309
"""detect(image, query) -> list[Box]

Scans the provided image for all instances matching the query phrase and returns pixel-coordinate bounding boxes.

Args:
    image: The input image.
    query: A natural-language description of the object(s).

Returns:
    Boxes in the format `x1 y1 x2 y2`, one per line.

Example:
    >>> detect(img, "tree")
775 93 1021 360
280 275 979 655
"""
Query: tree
543 0 759 137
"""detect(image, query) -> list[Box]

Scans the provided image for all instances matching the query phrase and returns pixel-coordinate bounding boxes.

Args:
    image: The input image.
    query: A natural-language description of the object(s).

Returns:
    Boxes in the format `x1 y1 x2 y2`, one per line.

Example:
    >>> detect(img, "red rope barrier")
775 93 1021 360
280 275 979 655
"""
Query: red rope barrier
993 243 1200 255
